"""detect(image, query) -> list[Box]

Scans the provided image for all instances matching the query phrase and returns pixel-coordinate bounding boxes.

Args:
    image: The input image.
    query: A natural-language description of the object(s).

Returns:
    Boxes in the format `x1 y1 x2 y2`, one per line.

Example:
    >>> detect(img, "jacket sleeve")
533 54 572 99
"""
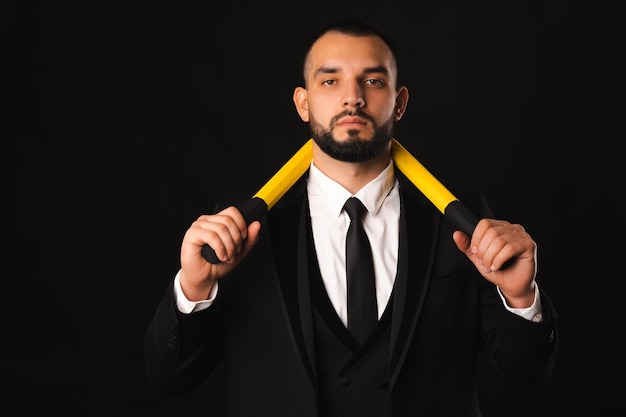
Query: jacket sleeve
143 280 226 396
483 284 559 387
470 189 559 387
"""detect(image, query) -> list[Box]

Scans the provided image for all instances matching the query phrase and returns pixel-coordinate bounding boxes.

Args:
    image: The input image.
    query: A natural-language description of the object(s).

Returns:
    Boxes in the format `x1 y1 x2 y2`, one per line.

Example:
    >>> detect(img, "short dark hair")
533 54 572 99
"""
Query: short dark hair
301 19 399 85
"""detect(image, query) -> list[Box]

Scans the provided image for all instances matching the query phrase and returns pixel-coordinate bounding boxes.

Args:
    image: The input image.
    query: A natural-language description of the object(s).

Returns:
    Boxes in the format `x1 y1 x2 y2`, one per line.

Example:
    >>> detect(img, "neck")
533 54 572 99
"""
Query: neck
311 141 392 195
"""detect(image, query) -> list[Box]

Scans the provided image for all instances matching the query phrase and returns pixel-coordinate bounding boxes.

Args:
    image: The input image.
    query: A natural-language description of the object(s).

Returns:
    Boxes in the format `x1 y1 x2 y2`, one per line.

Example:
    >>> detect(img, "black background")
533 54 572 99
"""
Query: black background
3 1 624 415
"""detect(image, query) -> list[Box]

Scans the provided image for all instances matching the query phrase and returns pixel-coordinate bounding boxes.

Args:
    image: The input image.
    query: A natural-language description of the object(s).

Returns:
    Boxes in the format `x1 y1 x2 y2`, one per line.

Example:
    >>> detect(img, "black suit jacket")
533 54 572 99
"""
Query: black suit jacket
144 169 558 417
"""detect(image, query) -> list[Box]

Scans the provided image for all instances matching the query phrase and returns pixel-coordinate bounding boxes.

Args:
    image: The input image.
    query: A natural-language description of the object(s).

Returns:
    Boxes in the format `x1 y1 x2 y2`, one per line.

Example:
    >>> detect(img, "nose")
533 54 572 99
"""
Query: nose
342 82 365 108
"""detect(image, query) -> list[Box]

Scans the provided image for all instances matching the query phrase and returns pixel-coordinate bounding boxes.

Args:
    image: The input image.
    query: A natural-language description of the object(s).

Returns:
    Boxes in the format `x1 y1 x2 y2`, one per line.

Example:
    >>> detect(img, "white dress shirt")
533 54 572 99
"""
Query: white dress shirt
307 160 399 325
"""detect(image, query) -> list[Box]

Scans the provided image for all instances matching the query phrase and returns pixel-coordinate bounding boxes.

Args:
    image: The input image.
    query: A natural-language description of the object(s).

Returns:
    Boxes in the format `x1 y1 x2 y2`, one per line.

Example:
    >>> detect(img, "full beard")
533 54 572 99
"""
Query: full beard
310 110 394 163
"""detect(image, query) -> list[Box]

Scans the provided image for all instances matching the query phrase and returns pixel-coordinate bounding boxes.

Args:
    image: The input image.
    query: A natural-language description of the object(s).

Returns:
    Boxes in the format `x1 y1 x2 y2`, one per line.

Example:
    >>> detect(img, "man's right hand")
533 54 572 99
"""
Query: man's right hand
179 206 261 301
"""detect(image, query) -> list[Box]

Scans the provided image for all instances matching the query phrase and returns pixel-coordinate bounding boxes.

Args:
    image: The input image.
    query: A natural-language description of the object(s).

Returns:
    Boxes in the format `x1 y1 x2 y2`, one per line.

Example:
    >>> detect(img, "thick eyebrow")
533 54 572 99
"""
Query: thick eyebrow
362 65 389 77
315 65 390 77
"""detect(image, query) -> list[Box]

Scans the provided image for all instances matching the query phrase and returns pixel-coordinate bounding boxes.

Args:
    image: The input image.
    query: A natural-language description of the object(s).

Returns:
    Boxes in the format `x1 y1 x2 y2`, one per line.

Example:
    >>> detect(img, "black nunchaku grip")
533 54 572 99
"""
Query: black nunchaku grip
444 200 479 237
201 197 268 264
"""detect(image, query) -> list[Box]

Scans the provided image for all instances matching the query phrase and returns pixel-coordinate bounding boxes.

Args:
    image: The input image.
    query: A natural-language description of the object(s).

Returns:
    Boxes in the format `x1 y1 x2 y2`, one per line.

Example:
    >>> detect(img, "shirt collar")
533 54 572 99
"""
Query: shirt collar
308 159 396 218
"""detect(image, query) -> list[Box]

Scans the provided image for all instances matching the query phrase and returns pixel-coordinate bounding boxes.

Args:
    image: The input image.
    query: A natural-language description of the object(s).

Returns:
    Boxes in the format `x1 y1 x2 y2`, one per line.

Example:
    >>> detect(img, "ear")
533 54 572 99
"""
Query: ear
393 86 409 121
293 87 310 122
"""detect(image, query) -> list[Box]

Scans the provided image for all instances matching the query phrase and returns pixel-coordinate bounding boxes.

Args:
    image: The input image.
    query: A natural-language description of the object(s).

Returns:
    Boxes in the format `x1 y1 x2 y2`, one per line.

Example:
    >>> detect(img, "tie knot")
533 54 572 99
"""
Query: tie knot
343 197 367 221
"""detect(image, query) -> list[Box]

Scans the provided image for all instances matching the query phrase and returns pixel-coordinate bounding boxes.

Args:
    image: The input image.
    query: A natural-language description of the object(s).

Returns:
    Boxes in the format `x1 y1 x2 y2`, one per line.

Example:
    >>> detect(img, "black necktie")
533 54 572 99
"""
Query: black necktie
343 197 378 344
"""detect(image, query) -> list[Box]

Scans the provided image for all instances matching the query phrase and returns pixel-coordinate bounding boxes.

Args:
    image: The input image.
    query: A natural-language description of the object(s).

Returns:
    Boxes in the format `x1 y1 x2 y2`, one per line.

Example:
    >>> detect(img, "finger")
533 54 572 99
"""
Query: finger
482 236 516 272
216 206 249 238
477 223 528 272
193 215 246 263
471 219 509 272
492 226 535 271
239 221 262 258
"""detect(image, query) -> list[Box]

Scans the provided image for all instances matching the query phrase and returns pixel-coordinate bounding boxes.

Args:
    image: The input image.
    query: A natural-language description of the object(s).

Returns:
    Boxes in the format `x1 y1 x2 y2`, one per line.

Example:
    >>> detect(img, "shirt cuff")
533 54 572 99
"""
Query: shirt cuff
173 270 218 314
497 280 543 322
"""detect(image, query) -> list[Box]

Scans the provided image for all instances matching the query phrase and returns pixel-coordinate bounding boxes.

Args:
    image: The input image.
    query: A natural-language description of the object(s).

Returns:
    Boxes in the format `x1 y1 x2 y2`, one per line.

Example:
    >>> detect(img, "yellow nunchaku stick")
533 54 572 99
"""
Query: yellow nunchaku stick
201 139 314 263
202 138 478 263
390 139 479 238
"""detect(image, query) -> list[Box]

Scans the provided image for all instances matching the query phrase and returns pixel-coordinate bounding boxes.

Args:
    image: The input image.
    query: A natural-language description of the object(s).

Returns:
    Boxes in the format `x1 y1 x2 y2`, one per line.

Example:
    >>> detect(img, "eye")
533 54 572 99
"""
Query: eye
364 79 384 87
321 79 337 86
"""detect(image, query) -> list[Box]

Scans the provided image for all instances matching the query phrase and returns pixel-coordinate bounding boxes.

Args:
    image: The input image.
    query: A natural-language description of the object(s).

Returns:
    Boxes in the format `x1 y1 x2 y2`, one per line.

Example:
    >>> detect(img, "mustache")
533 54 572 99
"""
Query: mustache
330 109 376 126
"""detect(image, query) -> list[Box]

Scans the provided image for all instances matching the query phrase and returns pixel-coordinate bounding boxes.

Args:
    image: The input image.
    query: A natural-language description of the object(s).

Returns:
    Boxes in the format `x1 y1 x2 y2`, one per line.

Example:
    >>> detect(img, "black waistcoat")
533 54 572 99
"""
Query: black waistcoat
308 220 394 417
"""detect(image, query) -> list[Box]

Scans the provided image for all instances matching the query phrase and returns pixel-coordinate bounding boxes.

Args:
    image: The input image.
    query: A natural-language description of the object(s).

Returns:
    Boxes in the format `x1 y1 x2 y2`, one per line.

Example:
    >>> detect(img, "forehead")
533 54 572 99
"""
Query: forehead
306 32 395 76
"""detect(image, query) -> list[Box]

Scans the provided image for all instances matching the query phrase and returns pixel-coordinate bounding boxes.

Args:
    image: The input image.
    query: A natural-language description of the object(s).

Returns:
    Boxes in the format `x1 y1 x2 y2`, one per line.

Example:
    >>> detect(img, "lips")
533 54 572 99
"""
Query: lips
337 116 367 126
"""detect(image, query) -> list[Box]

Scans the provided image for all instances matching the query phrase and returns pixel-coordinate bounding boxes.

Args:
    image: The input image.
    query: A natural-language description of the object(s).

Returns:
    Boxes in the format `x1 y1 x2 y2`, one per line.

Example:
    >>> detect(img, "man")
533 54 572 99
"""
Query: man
144 19 558 416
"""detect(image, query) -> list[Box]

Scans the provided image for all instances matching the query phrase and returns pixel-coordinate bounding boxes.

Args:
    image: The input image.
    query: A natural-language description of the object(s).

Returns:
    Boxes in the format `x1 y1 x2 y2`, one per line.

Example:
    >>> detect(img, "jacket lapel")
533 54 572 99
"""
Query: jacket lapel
268 174 318 386
389 171 441 389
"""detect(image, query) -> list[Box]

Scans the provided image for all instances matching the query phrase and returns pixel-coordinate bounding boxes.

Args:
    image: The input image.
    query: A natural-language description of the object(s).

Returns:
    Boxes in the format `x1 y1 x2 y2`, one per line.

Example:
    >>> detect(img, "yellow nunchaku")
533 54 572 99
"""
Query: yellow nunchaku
201 139 478 263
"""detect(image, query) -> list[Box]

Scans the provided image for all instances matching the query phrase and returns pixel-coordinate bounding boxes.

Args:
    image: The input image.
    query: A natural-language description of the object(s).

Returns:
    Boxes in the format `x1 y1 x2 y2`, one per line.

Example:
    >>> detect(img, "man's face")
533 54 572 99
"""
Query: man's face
297 32 400 162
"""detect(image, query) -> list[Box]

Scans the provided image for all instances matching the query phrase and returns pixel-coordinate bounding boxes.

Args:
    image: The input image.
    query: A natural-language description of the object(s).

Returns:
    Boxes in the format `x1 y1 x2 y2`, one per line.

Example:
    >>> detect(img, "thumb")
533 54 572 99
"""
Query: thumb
242 221 262 253
452 230 472 257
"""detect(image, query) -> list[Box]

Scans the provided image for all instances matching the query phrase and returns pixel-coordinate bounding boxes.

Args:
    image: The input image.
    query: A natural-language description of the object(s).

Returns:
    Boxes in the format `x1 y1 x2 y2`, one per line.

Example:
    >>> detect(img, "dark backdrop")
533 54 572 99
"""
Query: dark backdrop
3 1 624 415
